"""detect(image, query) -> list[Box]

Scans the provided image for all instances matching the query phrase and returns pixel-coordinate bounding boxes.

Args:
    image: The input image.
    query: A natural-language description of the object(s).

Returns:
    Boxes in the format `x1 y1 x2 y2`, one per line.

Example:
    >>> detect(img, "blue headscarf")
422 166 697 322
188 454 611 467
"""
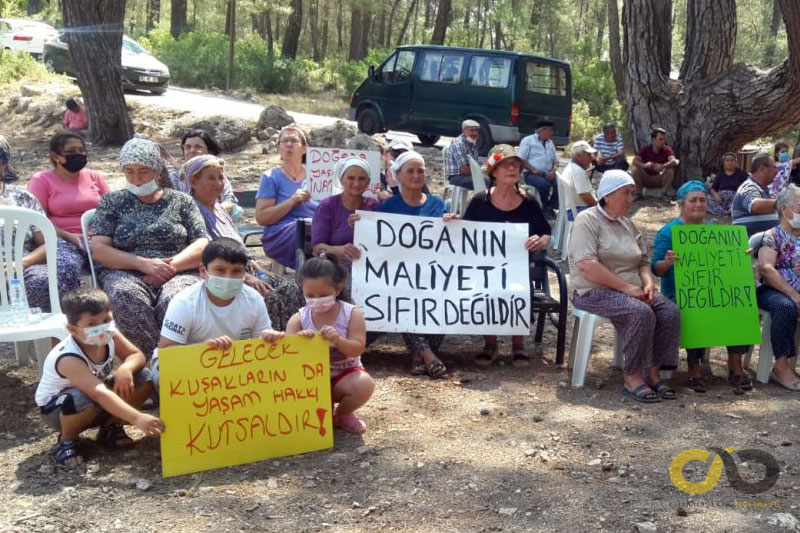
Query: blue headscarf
677 180 708 202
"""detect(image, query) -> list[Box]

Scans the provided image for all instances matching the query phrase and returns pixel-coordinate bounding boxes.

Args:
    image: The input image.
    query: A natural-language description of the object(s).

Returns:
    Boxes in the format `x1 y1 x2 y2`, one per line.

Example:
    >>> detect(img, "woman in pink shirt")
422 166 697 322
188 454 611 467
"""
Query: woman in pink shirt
27 132 110 301
63 99 89 132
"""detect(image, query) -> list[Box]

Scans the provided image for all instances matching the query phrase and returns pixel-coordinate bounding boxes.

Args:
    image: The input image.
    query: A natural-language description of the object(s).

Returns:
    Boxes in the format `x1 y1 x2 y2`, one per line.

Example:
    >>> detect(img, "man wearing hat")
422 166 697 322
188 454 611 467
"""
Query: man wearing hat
444 119 485 190
561 140 598 217
518 119 560 214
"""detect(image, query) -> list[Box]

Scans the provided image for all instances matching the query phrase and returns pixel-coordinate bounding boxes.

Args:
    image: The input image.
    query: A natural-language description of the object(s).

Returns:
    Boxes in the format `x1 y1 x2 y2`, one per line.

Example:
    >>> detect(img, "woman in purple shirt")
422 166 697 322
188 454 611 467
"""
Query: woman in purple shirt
707 152 748 216
312 157 379 259
255 126 319 268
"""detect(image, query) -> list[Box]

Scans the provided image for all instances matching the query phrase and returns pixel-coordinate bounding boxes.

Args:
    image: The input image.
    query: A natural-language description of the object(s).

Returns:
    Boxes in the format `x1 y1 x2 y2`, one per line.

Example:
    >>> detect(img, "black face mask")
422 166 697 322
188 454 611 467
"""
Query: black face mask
62 153 87 173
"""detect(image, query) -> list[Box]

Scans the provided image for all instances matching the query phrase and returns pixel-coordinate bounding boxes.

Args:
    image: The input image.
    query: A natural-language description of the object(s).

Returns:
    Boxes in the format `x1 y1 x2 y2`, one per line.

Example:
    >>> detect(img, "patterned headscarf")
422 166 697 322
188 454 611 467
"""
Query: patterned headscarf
119 137 164 173
180 154 225 183
0 135 19 183
676 180 709 202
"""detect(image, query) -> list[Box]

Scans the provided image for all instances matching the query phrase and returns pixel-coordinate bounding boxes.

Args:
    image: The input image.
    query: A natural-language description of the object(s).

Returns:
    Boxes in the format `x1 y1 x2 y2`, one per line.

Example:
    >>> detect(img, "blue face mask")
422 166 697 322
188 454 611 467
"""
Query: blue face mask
779 152 791 163
126 179 160 197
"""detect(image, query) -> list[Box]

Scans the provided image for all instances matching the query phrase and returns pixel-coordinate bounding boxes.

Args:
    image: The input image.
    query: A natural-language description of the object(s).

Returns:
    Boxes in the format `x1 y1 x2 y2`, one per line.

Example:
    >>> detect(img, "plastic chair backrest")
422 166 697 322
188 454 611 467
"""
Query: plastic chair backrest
0 206 60 314
80 209 97 288
468 156 486 195
555 171 578 217
748 231 765 257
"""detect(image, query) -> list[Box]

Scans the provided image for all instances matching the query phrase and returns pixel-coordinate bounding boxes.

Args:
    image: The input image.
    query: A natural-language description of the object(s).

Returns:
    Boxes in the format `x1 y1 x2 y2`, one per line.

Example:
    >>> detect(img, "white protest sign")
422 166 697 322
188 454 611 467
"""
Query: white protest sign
351 211 531 335
307 147 382 201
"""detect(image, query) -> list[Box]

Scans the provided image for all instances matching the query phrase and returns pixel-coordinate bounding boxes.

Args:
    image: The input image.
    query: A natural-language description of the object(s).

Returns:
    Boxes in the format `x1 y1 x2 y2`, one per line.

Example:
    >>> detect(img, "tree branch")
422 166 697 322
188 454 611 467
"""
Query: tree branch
680 0 736 82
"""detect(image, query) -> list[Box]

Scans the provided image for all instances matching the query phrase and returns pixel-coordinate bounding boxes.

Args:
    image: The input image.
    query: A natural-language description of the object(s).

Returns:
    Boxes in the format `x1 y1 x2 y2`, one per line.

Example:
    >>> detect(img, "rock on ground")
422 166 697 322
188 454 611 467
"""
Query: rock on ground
256 105 294 131
173 116 253 151
308 120 358 148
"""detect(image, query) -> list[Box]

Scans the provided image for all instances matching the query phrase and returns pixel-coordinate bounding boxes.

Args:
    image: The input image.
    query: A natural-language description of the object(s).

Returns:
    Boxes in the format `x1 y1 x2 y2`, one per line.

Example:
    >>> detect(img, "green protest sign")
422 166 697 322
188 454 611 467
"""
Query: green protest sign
672 224 761 349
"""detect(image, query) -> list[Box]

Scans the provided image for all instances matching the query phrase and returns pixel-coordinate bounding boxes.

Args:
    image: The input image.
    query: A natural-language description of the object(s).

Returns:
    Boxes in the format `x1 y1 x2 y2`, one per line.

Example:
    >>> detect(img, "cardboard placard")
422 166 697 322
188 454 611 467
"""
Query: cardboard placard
306 147 382 200
672 224 761 349
351 211 532 335
159 336 332 478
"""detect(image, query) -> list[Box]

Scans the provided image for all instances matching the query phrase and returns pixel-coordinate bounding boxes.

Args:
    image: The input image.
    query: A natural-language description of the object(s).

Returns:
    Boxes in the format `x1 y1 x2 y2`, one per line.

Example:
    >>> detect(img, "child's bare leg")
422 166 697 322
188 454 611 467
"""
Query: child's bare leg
57 406 99 467
332 372 375 417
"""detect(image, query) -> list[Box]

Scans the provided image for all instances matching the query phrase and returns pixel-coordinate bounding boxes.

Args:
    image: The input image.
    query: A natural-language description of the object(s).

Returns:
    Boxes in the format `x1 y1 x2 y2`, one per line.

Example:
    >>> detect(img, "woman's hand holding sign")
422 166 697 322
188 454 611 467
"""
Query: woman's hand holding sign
524 234 551 252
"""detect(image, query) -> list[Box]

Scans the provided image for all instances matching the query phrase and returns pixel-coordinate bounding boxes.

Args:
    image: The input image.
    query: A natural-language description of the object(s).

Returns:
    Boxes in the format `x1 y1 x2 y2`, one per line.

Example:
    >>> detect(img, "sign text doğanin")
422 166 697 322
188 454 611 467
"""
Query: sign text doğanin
672 224 760 349
351 211 531 335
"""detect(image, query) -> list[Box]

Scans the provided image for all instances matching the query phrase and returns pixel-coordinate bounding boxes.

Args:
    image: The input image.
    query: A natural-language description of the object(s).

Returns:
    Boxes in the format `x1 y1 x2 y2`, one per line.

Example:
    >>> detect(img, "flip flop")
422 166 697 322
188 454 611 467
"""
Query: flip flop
728 373 753 391
687 377 707 393
620 384 661 403
475 344 498 367
650 381 677 400
511 348 530 368
425 357 447 379
770 371 800 391
410 355 427 376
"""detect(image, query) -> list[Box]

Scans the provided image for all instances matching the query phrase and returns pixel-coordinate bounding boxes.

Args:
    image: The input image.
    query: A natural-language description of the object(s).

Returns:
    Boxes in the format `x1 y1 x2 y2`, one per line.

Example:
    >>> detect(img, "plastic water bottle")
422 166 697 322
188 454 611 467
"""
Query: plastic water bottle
8 279 28 325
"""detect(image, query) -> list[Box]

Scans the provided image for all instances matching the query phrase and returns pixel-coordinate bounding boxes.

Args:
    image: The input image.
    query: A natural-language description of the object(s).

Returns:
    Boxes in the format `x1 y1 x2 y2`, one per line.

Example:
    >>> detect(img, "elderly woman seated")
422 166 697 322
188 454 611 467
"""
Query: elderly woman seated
374 151 447 377
755 184 800 391
707 152 748 217
652 181 751 392
462 144 551 367
255 125 319 269
169 129 238 214
92 138 209 357
568 170 680 402
312 157 379 261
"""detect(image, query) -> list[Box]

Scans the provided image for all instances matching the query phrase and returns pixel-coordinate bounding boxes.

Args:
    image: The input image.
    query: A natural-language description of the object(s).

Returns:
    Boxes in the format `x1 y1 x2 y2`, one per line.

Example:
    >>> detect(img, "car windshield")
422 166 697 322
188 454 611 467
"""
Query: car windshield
122 38 146 55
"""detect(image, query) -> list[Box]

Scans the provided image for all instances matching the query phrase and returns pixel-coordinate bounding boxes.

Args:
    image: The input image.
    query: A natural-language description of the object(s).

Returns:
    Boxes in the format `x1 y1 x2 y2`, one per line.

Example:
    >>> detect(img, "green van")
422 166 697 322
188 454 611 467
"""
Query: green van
348 45 572 155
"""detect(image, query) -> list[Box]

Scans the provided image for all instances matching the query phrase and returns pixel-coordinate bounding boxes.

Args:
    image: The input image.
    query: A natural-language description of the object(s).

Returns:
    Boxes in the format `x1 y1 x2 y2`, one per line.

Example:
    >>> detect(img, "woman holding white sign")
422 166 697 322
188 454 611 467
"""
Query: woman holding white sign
651 181 752 393
255 125 319 269
754 184 800 390
462 144 551 367
374 151 447 378
568 170 680 403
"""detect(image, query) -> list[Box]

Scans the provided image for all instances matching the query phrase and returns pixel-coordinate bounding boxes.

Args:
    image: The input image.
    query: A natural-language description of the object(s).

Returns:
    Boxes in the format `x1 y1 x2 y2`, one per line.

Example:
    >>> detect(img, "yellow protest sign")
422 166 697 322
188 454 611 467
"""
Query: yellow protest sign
158 335 333 478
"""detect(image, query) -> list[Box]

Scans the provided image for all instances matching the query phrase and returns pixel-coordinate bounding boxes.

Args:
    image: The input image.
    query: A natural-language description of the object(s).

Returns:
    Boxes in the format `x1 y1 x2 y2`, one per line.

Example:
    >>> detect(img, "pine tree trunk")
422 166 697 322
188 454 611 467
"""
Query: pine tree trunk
309 0 321 62
386 0 402 46
224 0 232 36
171 0 187 38
281 0 303 59
61 0 133 145
265 12 274 60
607 0 625 104
28 0 44 15
396 0 417 46
349 6 363 61
147 0 160 31
595 0 606 58
430 0 451 44
337 0 344 50
764 0 782 67
360 11 372 57
625 0 800 179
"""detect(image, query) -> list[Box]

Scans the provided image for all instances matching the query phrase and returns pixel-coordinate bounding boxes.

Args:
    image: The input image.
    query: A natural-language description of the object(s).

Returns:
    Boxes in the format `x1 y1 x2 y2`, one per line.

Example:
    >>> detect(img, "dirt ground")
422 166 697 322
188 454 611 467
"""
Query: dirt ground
0 83 799 533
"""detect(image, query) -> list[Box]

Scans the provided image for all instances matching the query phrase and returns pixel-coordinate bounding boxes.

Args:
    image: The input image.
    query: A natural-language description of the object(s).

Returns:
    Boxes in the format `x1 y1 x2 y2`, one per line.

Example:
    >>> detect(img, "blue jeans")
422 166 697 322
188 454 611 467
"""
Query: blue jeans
523 171 557 208
595 158 629 173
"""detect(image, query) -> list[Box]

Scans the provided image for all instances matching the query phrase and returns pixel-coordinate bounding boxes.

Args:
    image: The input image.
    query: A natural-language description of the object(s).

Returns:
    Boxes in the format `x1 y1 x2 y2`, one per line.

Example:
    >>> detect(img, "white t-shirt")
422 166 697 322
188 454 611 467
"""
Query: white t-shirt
160 280 272 346
561 161 594 208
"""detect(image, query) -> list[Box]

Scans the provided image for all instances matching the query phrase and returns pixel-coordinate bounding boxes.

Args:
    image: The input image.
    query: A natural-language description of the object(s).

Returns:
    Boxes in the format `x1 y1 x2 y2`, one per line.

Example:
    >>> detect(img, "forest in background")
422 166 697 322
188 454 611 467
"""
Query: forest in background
0 0 793 143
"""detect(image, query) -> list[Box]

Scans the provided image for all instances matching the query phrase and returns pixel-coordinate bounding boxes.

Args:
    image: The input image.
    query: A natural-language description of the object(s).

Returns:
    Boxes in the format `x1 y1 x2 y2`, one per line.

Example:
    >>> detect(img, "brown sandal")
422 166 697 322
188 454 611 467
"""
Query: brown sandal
475 344 498 367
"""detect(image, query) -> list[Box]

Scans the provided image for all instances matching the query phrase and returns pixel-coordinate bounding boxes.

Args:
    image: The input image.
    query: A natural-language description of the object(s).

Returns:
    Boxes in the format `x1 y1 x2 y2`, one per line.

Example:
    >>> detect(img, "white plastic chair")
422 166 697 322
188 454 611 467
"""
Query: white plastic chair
80 208 97 288
568 308 623 388
442 145 469 216
0 206 67 371
467 156 486 195
554 171 578 261
568 307 709 387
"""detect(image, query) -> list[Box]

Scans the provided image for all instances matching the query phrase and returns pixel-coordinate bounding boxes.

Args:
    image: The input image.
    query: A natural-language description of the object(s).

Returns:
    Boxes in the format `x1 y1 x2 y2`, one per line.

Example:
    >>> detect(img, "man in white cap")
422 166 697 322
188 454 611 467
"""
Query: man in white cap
444 119 485 190
519 119 560 214
561 140 598 219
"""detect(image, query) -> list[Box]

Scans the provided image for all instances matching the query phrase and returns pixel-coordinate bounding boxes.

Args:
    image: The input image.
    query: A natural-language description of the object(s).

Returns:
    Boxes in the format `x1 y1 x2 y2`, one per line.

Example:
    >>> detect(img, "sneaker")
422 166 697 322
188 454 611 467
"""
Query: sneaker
333 413 367 434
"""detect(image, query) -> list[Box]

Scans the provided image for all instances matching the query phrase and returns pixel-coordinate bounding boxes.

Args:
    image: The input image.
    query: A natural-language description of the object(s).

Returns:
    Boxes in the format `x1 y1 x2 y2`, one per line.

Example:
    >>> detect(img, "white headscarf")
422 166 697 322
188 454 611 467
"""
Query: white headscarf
332 157 372 195
597 169 635 200
390 150 425 174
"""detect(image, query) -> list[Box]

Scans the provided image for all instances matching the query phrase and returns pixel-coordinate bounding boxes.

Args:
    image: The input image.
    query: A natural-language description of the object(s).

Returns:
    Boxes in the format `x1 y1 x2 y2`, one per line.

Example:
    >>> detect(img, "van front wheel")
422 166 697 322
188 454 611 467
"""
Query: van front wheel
476 121 493 157
356 107 382 135
417 134 440 147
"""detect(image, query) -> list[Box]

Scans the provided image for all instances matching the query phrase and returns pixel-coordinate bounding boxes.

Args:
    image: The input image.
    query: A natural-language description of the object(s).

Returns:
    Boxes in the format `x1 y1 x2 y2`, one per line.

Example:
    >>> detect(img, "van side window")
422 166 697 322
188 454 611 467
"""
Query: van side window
525 62 567 96
420 52 464 84
379 50 416 83
467 56 511 88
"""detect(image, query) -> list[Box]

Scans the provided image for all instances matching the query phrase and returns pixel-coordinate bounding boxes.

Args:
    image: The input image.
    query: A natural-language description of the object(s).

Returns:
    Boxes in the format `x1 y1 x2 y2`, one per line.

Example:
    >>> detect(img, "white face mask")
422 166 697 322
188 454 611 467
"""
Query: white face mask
82 321 117 346
788 212 800 229
305 294 337 312
126 178 160 197
206 274 245 300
